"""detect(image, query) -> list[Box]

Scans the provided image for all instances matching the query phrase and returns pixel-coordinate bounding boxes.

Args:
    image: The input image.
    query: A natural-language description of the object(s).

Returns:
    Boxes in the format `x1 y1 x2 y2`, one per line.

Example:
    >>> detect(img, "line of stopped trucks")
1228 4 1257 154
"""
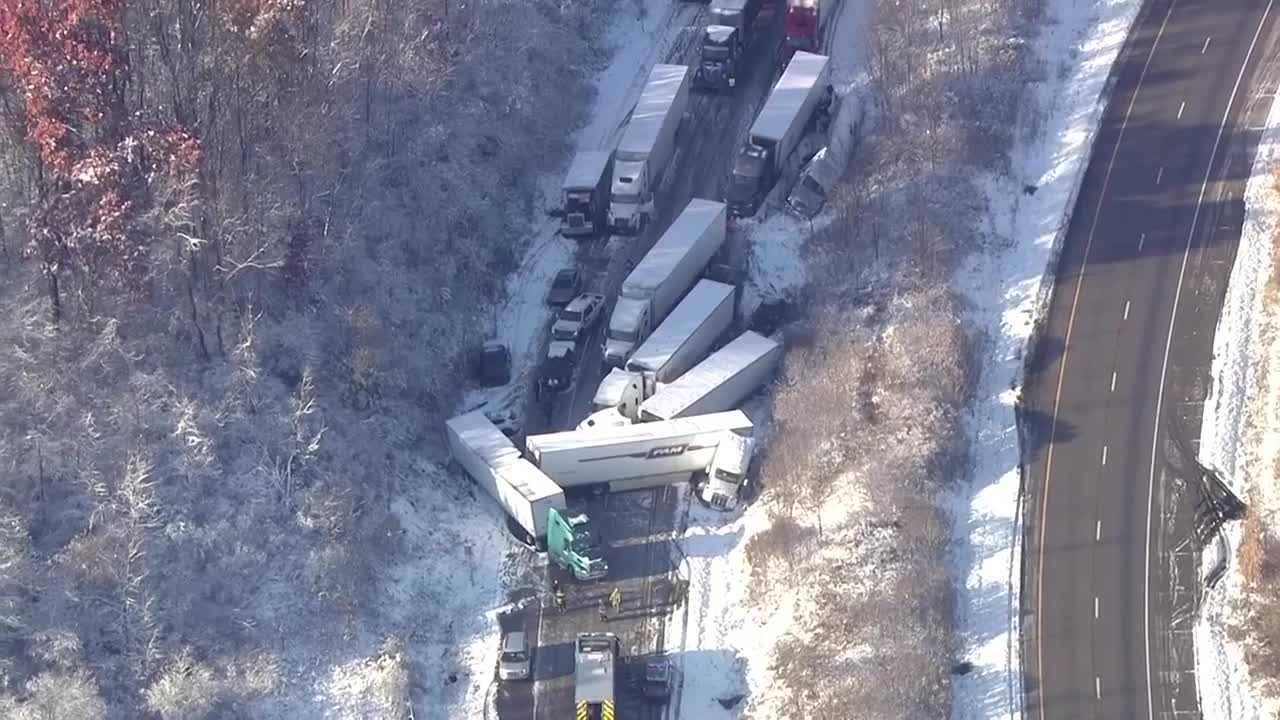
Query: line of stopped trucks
449 0 845 714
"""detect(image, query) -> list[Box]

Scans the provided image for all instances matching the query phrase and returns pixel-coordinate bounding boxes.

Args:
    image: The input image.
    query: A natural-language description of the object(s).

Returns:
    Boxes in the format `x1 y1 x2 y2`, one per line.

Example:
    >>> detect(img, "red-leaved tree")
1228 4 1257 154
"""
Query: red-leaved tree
0 0 200 320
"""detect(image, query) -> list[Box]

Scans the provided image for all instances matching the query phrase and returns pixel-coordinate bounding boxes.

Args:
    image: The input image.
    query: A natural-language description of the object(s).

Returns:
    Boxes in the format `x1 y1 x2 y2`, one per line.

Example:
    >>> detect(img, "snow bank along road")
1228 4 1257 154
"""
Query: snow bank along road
1022 0 1280 718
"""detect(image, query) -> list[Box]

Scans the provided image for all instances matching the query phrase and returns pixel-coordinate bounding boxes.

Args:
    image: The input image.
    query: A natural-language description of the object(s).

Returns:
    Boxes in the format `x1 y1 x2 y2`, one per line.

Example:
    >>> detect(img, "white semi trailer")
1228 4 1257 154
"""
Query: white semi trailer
525 410 754 491
446 412 608 578
624 279 735 385
610 64 691 234
727 52 832 217
445 411 564 544
604 199 727 367
639 330 783 421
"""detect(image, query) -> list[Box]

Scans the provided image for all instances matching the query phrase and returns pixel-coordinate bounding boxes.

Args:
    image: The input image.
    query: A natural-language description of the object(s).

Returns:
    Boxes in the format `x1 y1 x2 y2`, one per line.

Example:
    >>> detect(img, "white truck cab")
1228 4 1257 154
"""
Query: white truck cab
701 431 755 510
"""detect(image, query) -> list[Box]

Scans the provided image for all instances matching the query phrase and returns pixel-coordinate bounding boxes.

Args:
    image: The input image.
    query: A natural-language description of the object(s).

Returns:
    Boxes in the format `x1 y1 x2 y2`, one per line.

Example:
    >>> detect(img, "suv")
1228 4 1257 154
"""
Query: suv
497 631 531 681
552 293 606 342
477 341 511 387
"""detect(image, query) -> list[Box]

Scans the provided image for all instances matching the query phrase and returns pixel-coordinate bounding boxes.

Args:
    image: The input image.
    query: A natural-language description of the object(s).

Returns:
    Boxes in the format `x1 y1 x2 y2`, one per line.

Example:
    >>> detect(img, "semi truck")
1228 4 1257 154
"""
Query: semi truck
703 430 757 509
638 330 783 421
558 150 614 237
785 0 838 52
524 410 753 491
609 64 691 234
727 52 832 217
693 25 740 93
694 0 764 92
604 199 727 367
624 279 735 385
591 367 657 421
575 633 618 720
445 412 607 580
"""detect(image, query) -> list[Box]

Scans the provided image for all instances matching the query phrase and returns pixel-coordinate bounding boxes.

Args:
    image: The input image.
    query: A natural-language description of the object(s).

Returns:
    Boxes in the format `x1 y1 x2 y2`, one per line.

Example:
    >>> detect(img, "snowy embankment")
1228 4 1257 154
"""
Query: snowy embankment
950 0 1142 718
1195 77 1280 720
666 0 875 715
378 0 697 716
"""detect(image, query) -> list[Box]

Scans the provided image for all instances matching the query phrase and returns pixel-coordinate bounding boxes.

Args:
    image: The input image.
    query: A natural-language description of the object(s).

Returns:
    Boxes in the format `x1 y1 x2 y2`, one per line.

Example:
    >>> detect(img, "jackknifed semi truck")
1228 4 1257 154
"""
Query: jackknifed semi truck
445 412 608 580
574 633 618 720
604 199 727 367
525 410 754 492
624 279 735 385
728 51 832 217
610 64 691 234
558 150 614 237
638 330 783 422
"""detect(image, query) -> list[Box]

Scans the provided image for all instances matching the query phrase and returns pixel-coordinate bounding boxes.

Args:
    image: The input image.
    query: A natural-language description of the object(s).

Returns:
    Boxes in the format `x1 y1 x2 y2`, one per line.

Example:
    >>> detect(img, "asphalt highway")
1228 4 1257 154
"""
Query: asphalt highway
1022 1 1280 718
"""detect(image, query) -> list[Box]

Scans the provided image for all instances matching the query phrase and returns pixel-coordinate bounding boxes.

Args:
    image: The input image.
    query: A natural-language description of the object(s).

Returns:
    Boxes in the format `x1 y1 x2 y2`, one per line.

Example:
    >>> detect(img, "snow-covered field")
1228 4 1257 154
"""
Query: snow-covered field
950 0 1143 718
1195 73 1280 720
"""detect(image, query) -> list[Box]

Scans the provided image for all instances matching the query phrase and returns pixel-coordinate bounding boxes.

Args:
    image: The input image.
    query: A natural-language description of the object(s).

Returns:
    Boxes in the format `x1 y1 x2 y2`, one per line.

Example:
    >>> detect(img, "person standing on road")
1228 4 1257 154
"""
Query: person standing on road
609 586 622 614
598 599 608 623
552 580 566 612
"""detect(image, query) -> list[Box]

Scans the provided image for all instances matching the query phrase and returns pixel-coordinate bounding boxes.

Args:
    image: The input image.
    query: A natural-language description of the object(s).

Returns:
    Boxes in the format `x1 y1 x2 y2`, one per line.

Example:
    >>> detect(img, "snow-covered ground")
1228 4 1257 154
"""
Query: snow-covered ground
1195 72 1280 720
949 0 1143 718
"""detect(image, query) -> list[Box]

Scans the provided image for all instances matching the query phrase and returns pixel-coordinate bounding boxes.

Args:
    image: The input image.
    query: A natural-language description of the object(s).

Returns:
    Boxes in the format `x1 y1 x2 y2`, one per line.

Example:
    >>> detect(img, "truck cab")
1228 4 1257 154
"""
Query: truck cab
694 25 740 93
700 431 756 510
603 296 651 368
609 160 652 234
548 508 609 581
727 143 771 217
592 368 658 421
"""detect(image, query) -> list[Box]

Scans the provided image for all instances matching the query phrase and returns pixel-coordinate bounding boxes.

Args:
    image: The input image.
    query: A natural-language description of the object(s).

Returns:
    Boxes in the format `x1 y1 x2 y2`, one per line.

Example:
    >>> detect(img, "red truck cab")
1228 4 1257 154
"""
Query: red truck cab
785 0 820 51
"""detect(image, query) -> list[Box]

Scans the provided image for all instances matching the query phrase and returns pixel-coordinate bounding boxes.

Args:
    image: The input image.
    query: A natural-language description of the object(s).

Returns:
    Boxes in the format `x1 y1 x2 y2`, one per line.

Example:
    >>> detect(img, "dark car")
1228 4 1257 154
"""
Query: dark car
546 268 583 306
538 342 577 396
478 341 511 387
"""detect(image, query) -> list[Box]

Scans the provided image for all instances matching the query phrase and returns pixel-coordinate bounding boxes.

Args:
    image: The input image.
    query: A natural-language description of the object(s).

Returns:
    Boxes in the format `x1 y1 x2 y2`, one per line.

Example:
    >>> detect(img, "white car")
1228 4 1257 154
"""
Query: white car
552 293 606 342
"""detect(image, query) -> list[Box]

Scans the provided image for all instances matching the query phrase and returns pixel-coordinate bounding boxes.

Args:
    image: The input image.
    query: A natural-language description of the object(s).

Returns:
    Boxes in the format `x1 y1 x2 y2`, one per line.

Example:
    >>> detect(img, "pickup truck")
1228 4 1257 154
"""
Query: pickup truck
553 293 606 342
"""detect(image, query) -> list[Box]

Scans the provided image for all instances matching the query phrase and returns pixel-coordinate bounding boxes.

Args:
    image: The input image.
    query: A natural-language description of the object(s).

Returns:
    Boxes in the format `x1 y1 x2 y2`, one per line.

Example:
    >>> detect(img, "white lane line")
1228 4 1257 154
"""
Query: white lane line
1124 300 1131 319
1156 166 1164 185
1144 6 1275 720
1111 371 1118 392
1032 5 1176 718
1202 36 1212 54
1177 100 1186 119
1096 520 1102 541
1102 445 1109 466
1096 676 1102 700
1095 596 1100 619
1139 232 1146 251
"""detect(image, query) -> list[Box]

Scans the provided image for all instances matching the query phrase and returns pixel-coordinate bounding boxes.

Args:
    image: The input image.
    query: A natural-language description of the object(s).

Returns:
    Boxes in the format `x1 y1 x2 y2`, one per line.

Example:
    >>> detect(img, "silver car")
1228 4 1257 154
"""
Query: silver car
497 631 531 681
